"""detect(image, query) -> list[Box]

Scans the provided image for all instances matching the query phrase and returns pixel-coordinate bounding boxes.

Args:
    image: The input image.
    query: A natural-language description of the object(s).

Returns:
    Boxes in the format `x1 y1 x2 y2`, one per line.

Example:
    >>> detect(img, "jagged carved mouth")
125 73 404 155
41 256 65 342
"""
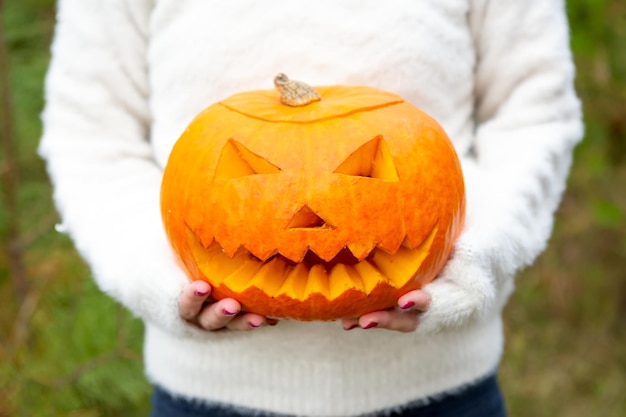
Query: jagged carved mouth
186 225 438 302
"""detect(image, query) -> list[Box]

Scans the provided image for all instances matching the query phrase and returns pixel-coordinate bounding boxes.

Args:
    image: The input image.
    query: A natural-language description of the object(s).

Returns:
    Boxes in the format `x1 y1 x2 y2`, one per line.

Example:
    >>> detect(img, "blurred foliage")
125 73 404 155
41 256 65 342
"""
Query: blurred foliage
499 1 626 416
0 0 625 416
0 1 151 416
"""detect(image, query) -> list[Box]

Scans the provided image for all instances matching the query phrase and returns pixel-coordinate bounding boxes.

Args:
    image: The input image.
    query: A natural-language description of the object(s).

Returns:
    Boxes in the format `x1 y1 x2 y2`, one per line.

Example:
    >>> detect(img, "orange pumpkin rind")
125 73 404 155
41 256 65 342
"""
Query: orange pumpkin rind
161 77 465 321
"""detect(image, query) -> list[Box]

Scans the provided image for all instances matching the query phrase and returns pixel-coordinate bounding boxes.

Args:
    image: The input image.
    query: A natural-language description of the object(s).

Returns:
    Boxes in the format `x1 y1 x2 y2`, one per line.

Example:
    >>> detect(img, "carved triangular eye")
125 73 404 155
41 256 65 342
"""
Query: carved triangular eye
287 205 329 229
333 136 399 181
215 139 281 180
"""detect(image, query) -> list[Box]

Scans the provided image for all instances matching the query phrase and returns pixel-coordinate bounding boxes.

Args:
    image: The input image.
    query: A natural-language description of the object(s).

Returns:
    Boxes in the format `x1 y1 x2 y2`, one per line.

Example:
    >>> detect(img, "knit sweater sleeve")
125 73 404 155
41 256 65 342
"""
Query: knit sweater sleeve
39 0 205 337
416 0 583 334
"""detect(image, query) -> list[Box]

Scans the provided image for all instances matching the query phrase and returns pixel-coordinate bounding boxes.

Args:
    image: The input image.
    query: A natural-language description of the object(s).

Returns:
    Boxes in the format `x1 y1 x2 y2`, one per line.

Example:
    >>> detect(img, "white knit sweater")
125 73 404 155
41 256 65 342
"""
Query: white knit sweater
40 1 583 416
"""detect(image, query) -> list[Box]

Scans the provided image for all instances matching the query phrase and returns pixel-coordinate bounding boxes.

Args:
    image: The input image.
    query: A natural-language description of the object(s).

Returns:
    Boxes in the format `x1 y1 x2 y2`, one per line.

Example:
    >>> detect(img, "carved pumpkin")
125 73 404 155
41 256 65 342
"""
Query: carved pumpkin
161 75 465 321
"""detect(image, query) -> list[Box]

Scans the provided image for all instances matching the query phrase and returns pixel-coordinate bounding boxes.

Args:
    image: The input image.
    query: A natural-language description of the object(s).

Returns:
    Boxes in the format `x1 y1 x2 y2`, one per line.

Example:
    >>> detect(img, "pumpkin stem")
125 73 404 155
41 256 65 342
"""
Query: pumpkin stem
274 73 321 107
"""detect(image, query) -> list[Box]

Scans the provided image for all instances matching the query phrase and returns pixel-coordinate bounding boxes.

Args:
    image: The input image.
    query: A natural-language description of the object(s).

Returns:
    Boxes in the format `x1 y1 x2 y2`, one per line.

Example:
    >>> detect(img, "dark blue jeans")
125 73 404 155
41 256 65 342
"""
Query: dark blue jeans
150 375 507 417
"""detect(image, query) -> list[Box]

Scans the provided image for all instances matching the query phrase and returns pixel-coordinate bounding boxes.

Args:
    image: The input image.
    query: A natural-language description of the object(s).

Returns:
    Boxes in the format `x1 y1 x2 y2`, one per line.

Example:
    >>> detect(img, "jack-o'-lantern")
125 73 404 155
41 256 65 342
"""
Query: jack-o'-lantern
161 74 465 321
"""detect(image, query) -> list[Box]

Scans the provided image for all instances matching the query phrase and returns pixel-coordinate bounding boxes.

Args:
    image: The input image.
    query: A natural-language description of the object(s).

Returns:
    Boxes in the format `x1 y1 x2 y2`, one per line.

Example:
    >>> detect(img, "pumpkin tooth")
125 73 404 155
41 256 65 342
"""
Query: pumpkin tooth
308 244 345 263
218 239 244 258
199 243 251 287
276 263 309 300
197 234 214 249
404 219 439 250
245 245 278 262
276 245 309 264
368 247 417 288
220 259 264 293
401 237 414 249
347 241 376 261
329 264 364 300
353 260 391 294
247 257 290 297
368 226 437 287
186 227 243 287
200 241 228 262
185 224 216 257
373 233 406 258
304 264 330 299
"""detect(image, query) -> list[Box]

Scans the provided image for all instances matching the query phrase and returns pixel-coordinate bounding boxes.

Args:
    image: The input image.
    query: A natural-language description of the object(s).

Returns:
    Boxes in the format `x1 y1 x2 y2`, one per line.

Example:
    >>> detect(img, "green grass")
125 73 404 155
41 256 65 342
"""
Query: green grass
0 1 151 416
1 0 625 416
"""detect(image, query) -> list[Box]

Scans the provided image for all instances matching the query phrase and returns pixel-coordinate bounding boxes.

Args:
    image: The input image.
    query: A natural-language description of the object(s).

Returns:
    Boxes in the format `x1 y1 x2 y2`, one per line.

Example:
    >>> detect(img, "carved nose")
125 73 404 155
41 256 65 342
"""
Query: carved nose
287 205 328 229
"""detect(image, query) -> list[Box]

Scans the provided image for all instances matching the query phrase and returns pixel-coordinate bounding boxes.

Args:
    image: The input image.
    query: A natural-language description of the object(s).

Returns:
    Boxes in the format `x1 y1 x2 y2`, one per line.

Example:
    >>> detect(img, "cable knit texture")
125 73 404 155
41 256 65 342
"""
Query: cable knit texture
40 0 583 415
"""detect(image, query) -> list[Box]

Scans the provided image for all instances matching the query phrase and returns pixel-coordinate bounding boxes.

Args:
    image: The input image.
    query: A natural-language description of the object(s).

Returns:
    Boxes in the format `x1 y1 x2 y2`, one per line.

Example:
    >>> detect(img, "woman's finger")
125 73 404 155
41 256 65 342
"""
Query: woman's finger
342 289 431 332
224 312 274 331
195 298 242 330
179 280 212 321
358 309 420 333
341 317 360 331
397 289 432 312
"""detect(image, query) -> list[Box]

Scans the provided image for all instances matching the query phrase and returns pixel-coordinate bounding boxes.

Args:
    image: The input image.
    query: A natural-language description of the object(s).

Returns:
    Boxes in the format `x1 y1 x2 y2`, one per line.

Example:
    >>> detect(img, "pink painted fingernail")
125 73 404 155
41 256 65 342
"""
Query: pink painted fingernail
363 322 378 329
401 301 416 310
223 308 238 316
249 322 262 328
194 290 209 297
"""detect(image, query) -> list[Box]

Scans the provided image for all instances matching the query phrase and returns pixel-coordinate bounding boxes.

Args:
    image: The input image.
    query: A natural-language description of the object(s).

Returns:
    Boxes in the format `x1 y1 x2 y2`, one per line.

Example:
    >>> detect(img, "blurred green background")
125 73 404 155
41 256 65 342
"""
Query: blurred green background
1 0 624 416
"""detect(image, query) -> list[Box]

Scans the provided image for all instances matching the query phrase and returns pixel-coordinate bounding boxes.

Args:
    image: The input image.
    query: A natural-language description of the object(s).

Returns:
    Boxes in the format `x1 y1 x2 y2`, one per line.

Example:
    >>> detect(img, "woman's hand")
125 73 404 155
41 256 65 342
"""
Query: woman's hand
341 289 431 332
179 280 278 331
